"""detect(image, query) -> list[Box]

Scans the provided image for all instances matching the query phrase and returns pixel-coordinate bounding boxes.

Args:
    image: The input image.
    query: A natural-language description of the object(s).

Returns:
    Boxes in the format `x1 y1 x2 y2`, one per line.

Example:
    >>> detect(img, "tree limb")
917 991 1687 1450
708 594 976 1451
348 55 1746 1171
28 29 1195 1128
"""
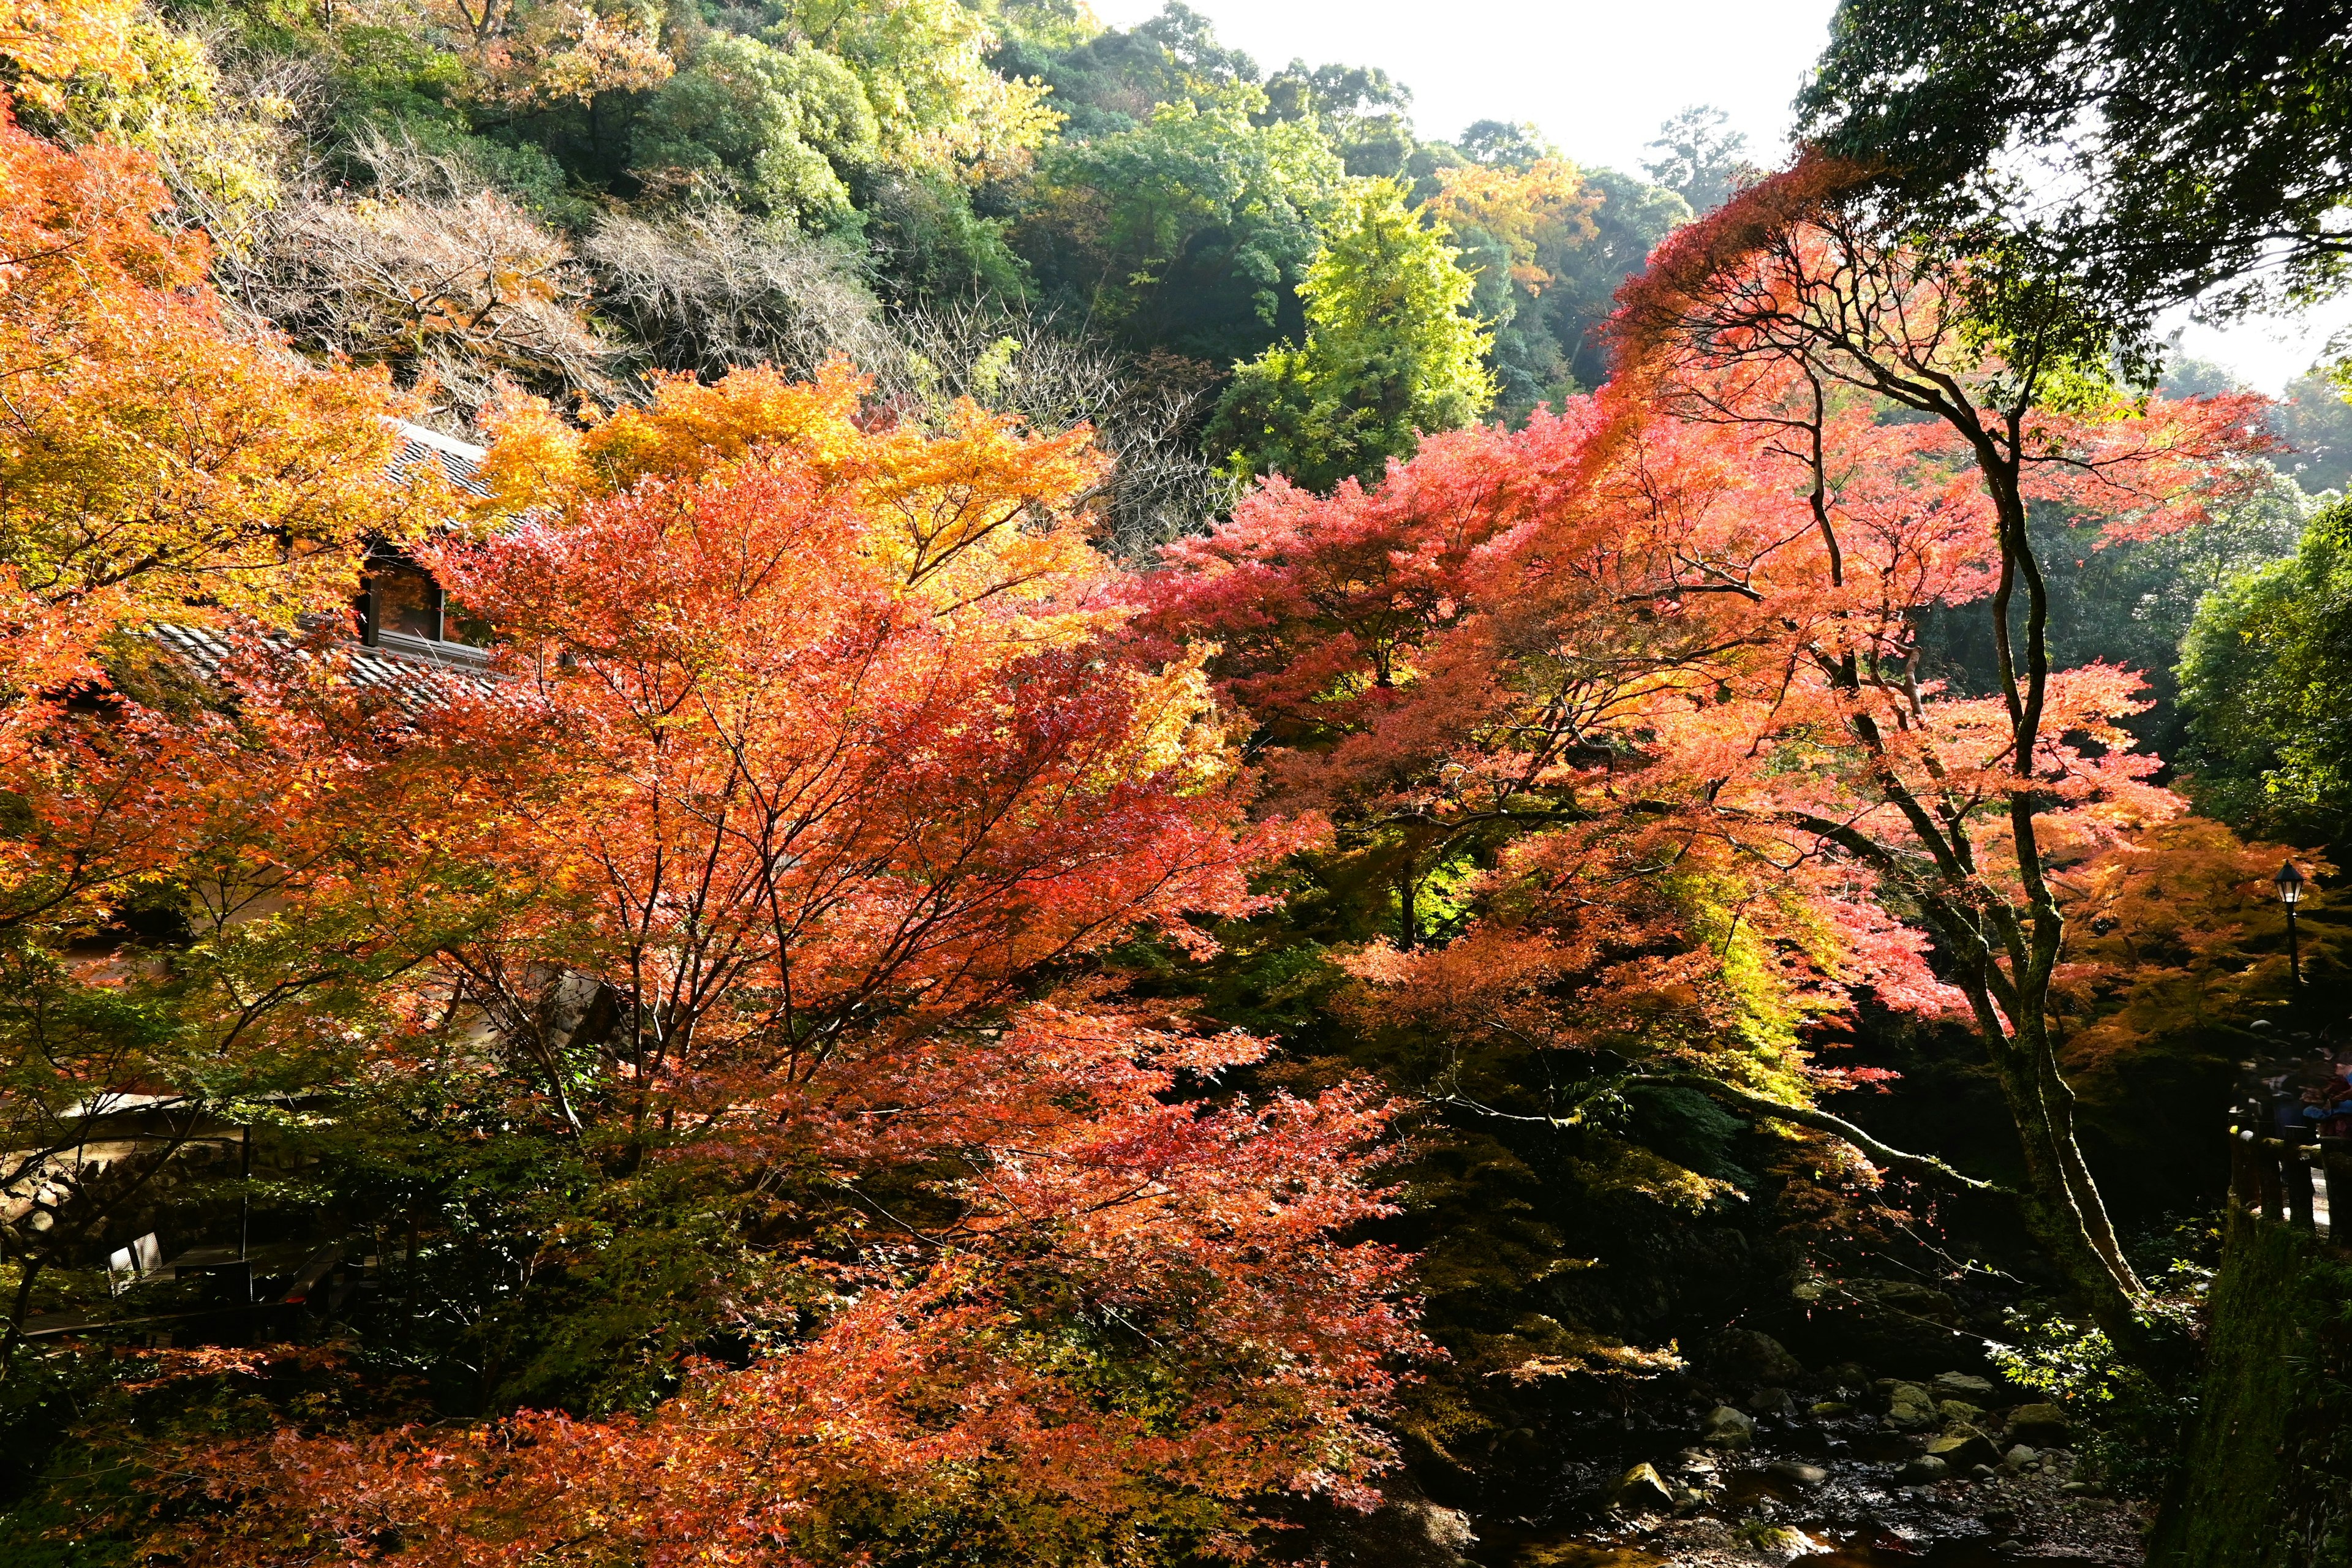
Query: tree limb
1625 1073 2010 1196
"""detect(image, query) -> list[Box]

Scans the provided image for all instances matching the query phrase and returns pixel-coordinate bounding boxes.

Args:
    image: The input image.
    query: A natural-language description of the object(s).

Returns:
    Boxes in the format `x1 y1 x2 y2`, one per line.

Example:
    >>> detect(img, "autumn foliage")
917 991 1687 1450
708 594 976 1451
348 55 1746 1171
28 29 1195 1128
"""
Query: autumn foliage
0 57 2309 1560
73 366 1416 1564
0 0 140 106
0 83 423 952
1141 157 2274 1329
0 60 1417 1555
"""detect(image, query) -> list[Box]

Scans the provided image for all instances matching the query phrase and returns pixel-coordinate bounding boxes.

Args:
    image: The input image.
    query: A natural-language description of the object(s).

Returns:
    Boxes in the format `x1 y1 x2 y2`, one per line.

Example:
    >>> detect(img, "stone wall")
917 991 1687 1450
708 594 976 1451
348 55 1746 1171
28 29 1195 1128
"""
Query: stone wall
2147 1208 2352 1568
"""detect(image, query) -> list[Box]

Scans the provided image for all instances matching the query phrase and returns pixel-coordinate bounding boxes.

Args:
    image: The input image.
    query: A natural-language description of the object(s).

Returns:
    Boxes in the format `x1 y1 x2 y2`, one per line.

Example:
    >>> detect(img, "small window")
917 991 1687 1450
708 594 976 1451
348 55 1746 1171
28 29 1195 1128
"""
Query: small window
375 565 440 640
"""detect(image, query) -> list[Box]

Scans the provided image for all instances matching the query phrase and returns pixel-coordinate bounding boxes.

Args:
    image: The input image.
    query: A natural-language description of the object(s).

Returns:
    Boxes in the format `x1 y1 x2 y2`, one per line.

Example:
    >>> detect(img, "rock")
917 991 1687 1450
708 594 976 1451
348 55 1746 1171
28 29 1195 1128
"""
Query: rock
1702 1404 1757 1447
2061 1480 2100 1497
1969 1464 1997 1481
1413 1502 1477 1555
1311 1476 1479 1568
1933 1371 1995 1398
1747 1525 1821 1562
1705 1328 1804 1386
1926 1428 2003 1470
1768 1460 1829 1488
1809 1400 1853 1417
1823 1360 1872 1388
1613 1462 1675 1510
1887 1382 1939 1429
2003 1444 2038 1469
1748 1387 1796 1416
2005 1402 2072 1446
1937 1398 1987 1427
1898 1454 1950 1483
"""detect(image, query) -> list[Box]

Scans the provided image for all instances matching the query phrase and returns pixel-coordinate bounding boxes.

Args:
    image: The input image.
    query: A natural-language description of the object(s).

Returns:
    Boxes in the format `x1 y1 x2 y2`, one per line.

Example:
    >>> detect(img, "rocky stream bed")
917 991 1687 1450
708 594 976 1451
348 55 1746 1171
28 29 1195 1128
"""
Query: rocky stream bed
1337 1335 2152 1568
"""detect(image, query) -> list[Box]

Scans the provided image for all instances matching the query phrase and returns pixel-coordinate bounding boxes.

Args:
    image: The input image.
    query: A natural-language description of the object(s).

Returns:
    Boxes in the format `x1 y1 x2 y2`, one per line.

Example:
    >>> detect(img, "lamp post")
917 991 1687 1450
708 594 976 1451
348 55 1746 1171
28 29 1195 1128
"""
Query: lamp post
2277 859 2307 987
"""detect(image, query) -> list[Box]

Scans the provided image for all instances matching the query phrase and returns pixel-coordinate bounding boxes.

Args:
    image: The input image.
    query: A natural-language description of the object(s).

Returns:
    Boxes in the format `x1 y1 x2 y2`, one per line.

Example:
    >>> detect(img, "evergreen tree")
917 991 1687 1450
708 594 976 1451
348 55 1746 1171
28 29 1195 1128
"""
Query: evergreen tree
1208 179 1493 492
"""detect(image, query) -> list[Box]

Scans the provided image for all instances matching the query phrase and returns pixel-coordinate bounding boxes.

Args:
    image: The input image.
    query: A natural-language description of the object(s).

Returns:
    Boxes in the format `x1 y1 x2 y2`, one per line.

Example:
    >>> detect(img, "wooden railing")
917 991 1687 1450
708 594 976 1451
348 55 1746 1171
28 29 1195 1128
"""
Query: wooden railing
2230 1121 2352 1238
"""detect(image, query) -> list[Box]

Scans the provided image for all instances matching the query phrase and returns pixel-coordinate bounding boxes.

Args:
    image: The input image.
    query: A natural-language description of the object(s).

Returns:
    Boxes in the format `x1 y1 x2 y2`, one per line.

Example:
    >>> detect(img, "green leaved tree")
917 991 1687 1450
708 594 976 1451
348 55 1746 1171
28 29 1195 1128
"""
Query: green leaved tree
630 34 878 225
2179 498 2352 841
1207 178 1493 492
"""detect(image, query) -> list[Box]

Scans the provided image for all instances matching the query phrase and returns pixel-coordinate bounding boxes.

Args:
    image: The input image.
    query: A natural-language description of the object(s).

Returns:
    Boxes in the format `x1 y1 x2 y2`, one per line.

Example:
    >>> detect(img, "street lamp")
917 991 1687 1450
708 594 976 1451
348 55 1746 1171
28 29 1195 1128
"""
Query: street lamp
2276 859 2307 987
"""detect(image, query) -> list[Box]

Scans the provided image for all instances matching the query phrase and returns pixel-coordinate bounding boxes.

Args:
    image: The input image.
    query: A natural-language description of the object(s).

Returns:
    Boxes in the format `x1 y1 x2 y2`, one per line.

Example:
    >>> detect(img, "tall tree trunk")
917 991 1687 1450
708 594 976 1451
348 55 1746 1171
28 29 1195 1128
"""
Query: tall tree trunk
1981 420 2149 1339
1985 1015 2147 1338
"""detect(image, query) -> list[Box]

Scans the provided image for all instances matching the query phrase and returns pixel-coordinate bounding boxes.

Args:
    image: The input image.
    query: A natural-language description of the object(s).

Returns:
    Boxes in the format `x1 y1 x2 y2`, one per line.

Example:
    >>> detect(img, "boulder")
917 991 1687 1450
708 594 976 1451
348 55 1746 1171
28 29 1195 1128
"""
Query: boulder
1748 1387 1796 1416
1898 1454 1950 1483
1613 1462 1675 1510
2004 1403 2071 1446
1887 1382 1939 1430
1305 1475 1479 1568
1412 1503 1477 1556
1705 1328 1804 1386
1767 1460 1829 1488
2003 1444 2039 1469
1937 1399 1987 1427
1809 1400 1853 1417
1926 1427 2003 1471
1823 1360 1873 1388
1702 1404 1757 1447
1933 1370 1995 1399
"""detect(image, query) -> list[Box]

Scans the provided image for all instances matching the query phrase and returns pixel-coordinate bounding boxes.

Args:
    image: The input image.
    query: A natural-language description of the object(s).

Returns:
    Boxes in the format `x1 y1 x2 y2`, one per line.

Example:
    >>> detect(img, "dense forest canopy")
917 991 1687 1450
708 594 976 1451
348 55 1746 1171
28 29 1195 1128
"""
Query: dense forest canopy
9 2 2352 1566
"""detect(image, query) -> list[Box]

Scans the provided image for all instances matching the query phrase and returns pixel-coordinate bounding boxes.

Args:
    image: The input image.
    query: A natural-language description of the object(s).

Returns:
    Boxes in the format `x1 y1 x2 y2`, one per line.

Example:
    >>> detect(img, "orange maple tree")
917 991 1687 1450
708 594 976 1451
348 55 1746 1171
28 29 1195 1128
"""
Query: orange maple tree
0 88 420 965
0 0 141 106
1420 157 1601 295
115 369 1420 1563
1599 159 2271 1327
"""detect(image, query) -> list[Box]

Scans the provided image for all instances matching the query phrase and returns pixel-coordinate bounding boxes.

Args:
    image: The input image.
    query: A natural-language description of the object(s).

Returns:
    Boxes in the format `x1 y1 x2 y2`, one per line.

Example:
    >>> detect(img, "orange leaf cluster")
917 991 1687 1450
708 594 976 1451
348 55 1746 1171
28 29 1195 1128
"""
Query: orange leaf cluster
0 0 141 106
1420 157 1601 293
102 366 1415 1561
0 101 415 944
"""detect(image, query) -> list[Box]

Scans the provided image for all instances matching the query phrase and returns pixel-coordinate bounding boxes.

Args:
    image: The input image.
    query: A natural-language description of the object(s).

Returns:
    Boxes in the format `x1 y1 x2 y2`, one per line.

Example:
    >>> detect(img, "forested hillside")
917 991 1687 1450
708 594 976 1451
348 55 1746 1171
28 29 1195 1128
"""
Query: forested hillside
7 2 2352 1566
15 0 1733 552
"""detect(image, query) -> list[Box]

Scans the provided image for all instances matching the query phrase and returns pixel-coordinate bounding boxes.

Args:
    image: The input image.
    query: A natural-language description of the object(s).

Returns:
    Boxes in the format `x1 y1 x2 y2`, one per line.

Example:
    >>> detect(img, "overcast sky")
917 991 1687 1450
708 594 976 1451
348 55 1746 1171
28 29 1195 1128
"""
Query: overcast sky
1088 0 2346 394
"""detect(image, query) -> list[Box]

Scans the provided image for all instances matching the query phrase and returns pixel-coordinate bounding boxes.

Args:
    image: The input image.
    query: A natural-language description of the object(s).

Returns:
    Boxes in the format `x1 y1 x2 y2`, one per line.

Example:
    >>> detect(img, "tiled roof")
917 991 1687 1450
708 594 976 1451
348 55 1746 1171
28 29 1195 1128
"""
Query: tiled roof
151 622 497 704
148 423 501 702
387 420 491 499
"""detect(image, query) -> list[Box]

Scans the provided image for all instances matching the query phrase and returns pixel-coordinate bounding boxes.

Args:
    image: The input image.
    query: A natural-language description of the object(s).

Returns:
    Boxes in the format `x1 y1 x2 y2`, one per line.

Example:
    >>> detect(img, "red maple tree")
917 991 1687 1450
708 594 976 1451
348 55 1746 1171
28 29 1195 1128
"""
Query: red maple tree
1140 158 2271 1333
